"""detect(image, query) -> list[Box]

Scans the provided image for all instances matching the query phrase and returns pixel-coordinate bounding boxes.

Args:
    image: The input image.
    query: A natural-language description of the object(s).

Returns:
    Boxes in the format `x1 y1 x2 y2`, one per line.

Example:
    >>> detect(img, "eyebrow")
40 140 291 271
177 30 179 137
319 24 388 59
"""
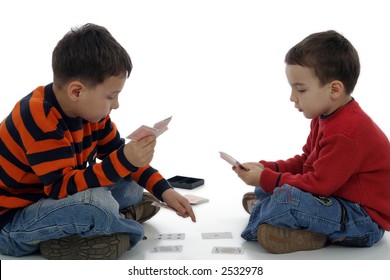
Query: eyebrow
291 82 306 86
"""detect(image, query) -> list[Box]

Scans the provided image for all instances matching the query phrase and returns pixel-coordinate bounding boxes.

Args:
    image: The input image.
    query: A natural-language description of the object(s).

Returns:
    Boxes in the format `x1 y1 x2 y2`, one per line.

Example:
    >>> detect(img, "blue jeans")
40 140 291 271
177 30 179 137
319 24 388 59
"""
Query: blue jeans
241 185 384 247
0 178 145 257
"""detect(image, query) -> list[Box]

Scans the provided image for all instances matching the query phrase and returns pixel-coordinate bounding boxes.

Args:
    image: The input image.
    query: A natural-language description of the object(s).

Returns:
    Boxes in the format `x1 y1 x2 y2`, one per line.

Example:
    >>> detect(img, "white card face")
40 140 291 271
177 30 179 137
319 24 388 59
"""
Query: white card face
155 233 185 240
151 245 183 253
201 232 233 239
183 194 209 205
212 246 245 254
219 151 250 171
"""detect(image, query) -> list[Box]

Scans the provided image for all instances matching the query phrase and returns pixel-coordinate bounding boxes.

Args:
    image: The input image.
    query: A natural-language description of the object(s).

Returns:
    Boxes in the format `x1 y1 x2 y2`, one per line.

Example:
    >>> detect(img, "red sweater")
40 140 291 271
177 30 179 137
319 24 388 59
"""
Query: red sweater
260 100 390 230
0 84 172 229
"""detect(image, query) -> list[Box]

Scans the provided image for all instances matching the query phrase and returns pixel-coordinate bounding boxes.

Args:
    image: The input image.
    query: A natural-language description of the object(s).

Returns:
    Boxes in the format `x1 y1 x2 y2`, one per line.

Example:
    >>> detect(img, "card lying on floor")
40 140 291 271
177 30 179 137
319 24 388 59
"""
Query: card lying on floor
202 232 233 239
219 151 250 171
155 233 185 240
151 245 183 253
212 246 245 254
184 194 209 205
127 116 172 140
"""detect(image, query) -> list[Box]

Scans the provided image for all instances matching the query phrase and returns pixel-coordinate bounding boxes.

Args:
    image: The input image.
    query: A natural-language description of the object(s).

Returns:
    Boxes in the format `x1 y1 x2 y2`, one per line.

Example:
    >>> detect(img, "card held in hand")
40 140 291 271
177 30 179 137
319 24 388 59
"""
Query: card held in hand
219 151 250 171
127 116 172 140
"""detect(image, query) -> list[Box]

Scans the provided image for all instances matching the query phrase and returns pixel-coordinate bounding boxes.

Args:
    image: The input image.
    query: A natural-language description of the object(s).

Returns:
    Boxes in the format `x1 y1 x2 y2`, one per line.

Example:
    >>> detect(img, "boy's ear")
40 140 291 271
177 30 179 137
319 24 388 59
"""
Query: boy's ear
330 80 345 99
67 81 84 101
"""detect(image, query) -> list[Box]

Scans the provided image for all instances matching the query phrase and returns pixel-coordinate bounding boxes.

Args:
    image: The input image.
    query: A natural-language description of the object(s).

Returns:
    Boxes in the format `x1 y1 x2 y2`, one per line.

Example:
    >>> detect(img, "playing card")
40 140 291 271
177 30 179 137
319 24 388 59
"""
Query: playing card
212 246 245 254
127 125 158 141
151 245 183 253
219 151 250 171
153 116 172 131
153 127 168 138
202 232 233 239
155 233 185 240
184 194 209 205
127 116 172 140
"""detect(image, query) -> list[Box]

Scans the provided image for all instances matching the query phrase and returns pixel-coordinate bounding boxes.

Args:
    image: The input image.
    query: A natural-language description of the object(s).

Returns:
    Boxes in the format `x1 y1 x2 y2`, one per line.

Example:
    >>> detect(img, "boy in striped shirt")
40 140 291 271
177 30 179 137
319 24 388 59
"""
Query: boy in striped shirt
0 23 195 259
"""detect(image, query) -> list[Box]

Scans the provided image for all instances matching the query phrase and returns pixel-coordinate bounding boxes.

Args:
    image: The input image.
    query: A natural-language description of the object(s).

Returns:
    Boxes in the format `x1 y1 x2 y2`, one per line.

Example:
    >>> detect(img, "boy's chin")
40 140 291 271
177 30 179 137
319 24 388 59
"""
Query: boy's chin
302 112 316 119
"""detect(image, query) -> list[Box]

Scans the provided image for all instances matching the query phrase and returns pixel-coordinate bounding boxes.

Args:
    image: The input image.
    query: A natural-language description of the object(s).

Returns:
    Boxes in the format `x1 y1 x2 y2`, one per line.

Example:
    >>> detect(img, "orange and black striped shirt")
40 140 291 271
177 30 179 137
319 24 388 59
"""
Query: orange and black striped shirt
0 83 172 229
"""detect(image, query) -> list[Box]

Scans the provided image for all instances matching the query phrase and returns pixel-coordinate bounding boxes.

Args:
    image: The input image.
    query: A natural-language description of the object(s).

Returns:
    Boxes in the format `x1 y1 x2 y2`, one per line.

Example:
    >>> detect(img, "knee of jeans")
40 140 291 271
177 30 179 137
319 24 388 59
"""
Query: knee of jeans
83 188 120 217
255 187 269 200
78 202 120 233
272 184 300 207
123 181 144 203
109 180 143 207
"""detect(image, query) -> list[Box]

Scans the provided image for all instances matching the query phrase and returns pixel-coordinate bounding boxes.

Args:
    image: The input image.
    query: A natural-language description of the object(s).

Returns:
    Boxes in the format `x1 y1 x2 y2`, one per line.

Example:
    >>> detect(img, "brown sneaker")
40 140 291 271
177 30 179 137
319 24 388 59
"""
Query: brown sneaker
257 224 327 254
242 192 259 214
40 233 130 260
122 192 160 223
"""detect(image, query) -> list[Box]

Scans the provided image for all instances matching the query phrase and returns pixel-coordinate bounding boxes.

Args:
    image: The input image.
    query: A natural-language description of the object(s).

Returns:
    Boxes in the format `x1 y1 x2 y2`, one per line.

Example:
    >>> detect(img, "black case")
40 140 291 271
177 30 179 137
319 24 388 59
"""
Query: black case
167 175 204 189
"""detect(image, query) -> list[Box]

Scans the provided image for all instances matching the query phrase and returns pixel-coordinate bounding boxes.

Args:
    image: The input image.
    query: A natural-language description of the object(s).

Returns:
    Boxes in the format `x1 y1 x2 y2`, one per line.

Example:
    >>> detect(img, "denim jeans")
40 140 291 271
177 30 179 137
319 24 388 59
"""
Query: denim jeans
241 184 384 247
0 178 145 257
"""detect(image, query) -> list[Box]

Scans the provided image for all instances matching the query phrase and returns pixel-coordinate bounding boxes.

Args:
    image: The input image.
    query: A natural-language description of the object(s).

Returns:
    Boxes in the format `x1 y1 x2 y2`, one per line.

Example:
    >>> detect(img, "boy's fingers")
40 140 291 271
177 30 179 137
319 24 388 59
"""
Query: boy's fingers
181 200 196 222
174 200 196 223
136 135 156 147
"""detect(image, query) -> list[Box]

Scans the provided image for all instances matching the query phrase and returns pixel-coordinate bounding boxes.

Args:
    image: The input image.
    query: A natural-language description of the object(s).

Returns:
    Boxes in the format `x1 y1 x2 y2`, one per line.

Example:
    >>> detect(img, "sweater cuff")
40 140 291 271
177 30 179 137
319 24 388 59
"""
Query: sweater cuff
117 145 138 172
260 160 278 171
260 168 282 193
152 179 173 202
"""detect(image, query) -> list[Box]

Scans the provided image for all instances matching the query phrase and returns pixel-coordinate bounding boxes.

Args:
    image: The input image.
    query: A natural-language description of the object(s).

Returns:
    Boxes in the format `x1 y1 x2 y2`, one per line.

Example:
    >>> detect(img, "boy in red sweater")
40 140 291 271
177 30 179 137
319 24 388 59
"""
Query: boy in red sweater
236 30 390 253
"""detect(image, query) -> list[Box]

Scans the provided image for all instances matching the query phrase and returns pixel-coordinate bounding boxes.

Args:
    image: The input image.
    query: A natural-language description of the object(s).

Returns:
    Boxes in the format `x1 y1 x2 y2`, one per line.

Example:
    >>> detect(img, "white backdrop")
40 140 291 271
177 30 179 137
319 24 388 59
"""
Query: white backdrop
1 0 389 178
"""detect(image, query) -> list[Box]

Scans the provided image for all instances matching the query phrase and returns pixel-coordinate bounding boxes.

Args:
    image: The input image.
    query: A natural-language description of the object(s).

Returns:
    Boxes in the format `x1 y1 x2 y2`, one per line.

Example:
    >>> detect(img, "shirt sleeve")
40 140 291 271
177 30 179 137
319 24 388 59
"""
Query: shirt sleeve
26 116 172 200
260 133 359 197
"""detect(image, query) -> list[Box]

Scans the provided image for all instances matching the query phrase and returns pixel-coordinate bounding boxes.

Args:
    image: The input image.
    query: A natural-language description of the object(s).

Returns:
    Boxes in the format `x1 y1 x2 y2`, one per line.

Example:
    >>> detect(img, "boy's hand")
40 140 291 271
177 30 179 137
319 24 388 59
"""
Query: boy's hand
236 162 264 169
234 163 263 186
123 135 156 167
161 189 196 222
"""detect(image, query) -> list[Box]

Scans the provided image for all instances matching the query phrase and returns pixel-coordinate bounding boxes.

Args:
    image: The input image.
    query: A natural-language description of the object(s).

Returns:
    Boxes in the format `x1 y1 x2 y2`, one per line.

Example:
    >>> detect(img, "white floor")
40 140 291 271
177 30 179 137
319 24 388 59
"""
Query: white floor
1 169 389 261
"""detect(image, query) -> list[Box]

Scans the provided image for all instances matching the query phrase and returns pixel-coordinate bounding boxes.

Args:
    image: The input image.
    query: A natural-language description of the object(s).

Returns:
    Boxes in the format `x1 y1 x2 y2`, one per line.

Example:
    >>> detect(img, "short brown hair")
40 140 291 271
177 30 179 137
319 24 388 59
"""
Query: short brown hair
52 23 132 88
285 30 360 94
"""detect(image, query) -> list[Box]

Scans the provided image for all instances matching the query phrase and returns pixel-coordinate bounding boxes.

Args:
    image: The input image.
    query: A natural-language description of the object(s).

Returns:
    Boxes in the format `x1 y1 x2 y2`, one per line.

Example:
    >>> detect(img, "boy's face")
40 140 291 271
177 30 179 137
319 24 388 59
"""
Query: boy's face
285 65 333 119
76 74 126 123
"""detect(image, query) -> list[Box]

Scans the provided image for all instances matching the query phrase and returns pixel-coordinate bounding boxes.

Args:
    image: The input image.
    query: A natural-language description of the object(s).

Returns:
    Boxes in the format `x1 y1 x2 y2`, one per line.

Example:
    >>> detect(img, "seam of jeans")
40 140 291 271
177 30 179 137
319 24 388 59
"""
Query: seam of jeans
334 197 347 232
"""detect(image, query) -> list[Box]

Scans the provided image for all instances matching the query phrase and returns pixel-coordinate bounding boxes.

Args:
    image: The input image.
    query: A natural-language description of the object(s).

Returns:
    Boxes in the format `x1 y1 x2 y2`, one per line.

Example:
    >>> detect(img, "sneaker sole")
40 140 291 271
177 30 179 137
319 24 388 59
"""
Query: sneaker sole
40 233 130 260
257 224 327 254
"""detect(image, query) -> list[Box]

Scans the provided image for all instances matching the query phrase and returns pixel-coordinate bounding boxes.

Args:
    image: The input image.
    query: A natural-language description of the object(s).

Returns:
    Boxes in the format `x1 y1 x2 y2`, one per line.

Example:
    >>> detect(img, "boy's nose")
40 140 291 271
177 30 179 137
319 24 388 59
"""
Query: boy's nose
111 97 119 110
290 92 297 103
